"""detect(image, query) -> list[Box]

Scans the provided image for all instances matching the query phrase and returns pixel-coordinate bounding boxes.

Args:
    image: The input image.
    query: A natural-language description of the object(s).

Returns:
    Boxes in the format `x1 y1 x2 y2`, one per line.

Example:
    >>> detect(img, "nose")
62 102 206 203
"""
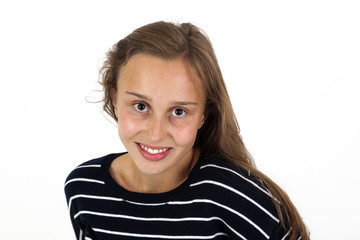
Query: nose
146 114 168 143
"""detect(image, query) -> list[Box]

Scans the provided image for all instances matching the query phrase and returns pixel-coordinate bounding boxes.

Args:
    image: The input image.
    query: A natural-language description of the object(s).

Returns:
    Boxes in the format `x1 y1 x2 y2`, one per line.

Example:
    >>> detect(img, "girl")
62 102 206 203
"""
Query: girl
65 21 309 240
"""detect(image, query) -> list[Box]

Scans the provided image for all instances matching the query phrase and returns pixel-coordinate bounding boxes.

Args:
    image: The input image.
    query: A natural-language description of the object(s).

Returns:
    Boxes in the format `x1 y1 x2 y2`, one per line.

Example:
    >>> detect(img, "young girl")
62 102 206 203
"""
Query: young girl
65 21 309 240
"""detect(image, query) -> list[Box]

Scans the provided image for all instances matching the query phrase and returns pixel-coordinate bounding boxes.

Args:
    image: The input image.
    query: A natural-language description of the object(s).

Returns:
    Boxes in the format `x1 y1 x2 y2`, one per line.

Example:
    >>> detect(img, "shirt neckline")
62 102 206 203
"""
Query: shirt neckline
101 151 205 201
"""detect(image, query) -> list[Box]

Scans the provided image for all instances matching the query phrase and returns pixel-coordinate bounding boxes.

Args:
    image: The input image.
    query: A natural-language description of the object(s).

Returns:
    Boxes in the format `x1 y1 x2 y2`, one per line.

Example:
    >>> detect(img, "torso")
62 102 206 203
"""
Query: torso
65 151 288 240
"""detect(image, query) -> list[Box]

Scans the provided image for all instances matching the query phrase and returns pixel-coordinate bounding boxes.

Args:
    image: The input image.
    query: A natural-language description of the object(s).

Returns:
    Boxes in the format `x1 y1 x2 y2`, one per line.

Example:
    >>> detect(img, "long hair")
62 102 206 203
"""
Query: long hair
99 21 309 240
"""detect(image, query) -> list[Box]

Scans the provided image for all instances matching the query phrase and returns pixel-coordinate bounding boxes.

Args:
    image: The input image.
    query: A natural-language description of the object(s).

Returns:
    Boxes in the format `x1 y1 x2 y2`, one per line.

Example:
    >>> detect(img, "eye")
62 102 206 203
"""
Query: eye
171 108 186 117
134 103 149 112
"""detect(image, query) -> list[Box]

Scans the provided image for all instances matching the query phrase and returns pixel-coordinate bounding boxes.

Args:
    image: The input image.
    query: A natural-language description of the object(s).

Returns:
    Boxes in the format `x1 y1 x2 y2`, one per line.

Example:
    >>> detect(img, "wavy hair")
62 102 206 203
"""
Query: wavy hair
99 21 309 240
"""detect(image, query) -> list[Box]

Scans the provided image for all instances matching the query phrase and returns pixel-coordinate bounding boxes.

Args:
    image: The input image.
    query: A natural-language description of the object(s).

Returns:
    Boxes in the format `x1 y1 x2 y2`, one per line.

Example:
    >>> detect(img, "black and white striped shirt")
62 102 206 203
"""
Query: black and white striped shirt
64 152 291 240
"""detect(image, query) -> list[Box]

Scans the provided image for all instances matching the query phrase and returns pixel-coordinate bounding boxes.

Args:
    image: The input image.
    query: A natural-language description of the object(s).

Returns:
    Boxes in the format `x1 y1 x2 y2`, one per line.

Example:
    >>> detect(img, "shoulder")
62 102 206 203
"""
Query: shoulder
195 152 271 199
189 152 282 239
65 153 118 182
64 153 122 201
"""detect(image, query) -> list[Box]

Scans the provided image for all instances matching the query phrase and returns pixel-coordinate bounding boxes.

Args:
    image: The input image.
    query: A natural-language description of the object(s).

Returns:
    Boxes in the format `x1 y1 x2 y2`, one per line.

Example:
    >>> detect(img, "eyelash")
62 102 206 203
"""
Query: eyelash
132 102 187 118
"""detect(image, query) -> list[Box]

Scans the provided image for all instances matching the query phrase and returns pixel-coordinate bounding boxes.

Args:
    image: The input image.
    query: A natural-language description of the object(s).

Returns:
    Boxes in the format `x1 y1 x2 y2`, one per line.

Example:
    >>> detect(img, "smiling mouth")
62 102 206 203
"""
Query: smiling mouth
137 143 171 155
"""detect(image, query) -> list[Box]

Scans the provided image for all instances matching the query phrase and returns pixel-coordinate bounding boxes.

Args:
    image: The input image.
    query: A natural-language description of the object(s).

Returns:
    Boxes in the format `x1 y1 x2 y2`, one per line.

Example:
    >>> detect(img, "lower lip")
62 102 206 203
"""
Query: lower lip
136 143 172 162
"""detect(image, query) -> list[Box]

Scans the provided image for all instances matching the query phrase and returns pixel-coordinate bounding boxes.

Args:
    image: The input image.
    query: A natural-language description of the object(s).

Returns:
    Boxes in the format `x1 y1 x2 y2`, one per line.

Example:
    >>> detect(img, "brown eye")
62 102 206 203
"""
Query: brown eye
171 108 186 117
134 103 148 112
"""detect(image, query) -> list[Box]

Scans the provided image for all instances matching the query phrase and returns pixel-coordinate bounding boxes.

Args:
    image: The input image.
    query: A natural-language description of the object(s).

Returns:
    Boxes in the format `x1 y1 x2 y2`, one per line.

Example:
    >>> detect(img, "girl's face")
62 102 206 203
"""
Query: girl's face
112 54 206 177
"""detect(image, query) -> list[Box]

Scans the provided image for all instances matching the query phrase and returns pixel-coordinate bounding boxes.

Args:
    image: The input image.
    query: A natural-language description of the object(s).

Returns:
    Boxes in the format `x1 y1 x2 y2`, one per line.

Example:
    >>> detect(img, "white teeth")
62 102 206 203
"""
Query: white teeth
140 144 168 155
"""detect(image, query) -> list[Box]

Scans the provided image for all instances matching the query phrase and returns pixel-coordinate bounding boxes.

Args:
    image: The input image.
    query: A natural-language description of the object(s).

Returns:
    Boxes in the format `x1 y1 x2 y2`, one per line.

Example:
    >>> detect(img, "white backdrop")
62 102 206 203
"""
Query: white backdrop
1 1 359 239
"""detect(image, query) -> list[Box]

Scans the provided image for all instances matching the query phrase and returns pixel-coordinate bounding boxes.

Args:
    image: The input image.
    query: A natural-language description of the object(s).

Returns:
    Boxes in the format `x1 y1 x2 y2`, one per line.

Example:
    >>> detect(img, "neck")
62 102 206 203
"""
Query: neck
115 148 199 194
133 172 186 193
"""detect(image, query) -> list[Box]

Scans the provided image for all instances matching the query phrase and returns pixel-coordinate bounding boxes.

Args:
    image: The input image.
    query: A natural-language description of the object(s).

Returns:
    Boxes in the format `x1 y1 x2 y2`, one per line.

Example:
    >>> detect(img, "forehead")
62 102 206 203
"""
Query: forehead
117 54 205 101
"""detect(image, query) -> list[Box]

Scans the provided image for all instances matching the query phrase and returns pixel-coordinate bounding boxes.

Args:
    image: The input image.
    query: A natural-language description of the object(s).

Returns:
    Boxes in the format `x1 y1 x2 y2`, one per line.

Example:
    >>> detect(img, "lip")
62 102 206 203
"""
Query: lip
136 142 173 162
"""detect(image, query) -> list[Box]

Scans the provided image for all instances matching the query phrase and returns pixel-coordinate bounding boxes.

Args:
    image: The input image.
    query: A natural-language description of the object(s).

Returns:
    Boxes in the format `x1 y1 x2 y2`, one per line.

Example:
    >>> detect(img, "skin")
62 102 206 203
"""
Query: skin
110 53 206 193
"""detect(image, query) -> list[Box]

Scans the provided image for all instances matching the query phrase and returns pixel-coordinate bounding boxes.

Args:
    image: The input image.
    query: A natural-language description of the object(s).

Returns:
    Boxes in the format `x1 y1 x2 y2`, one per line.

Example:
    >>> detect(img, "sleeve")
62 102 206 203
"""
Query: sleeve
65 186 98 240
64 159 103 240
64 178 86 240
268 222 292 240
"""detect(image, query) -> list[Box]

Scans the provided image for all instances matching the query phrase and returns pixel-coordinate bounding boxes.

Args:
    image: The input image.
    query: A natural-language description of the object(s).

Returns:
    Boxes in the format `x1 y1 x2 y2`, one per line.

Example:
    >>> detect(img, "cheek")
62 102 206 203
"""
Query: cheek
117 111 142 138
171 122 199 147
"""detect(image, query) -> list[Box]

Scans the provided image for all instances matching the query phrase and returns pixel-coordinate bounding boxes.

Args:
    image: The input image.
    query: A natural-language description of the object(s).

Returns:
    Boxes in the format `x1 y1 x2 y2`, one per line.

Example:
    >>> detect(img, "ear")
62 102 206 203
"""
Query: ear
198 110 209 129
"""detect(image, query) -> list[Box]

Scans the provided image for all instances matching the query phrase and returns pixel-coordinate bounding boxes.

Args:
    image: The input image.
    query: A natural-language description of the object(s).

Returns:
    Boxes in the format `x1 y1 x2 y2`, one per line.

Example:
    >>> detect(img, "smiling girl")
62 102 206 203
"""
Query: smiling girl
65 21 309 240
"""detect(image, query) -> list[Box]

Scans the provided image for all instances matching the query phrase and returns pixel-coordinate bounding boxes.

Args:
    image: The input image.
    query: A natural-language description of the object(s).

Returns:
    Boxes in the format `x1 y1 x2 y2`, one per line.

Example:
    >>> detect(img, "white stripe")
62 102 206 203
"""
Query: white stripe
200 164 272 197
221 219 247 240
68 194 168 209
297 237 302 240
85 237 92 240
190 180 279 223
78 229 83 240
68 194 124 210
64 178 105 187
169 199 269 239
76 164 101 169
93 228 228 239
75 210 223 221
74 211 247 240
281 227 292 240
125 200 166 206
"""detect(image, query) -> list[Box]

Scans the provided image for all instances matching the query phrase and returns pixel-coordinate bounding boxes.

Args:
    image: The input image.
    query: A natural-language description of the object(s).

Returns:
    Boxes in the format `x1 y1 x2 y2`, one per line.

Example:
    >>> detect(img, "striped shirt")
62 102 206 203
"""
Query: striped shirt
64 152 291 240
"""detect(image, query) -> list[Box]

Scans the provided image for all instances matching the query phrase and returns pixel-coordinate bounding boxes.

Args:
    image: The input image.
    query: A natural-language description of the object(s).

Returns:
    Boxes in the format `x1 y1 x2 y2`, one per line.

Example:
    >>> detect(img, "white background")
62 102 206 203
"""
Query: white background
1 1 359 239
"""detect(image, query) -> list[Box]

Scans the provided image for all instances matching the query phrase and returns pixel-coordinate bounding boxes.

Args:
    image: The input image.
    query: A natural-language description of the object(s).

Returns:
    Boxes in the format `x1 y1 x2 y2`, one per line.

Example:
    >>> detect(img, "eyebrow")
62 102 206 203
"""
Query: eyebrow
125 91 198 106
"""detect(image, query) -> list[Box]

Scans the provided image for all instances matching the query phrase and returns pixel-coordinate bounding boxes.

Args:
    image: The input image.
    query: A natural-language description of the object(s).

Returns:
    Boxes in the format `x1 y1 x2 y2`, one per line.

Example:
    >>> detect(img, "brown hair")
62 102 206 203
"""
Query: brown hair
100 21 309 240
